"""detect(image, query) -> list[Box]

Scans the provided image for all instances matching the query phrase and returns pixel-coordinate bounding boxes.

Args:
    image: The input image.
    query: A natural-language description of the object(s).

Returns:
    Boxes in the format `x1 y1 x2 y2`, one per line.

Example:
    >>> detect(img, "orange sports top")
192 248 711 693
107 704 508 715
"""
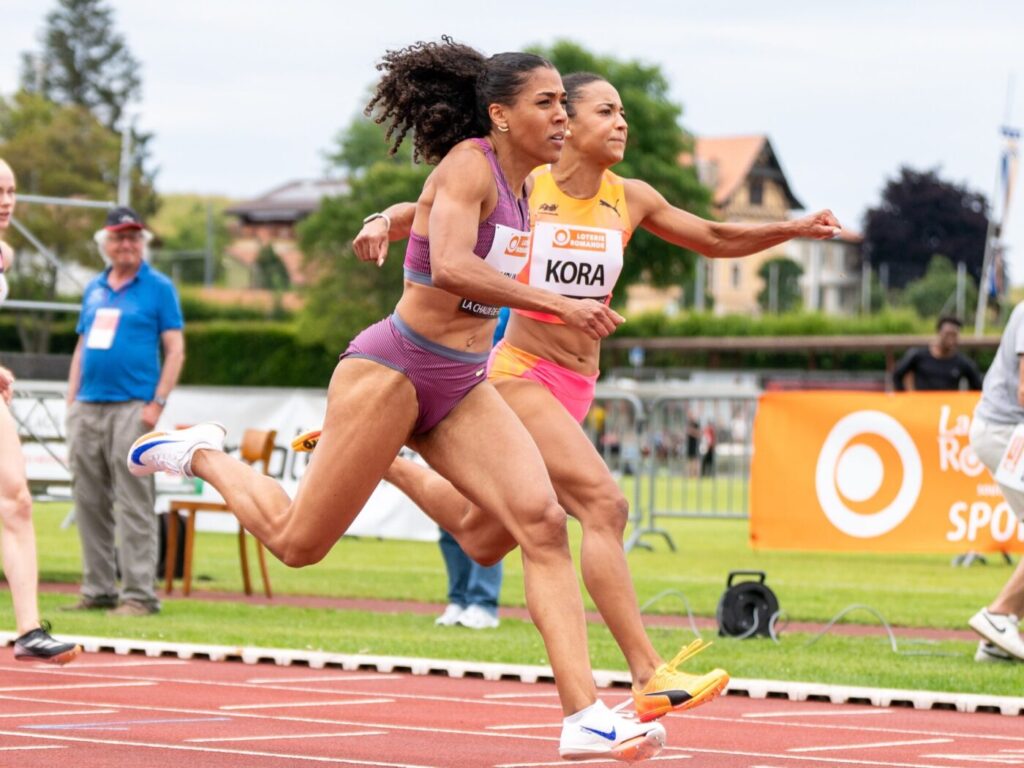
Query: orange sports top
516 165 633 324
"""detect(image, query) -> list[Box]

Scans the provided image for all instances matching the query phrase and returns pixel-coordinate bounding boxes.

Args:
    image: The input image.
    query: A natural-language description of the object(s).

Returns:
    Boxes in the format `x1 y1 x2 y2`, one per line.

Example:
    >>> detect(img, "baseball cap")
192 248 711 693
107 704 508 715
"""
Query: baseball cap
104 206 145 232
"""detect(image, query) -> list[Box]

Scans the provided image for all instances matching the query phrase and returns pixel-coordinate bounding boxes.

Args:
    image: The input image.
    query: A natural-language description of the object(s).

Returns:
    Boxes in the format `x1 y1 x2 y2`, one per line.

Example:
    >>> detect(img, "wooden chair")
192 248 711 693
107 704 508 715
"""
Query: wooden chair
164 429 275 598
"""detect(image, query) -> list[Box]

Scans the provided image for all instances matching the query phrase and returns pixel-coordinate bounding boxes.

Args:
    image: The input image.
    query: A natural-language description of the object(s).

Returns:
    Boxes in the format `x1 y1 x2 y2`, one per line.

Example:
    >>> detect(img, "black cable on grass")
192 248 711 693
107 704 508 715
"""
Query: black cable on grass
803 604 959 657
638 589 704 639
638 593 957 657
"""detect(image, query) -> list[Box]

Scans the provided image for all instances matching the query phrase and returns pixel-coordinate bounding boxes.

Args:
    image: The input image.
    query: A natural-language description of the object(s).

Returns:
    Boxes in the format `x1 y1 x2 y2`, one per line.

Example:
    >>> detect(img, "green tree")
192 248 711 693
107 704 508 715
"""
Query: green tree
756 257 803 313
0 92 117 261
0 92 129 351
902 254 977 320
863 167 988 289
253 243 291 292
297 158 429 351
325 114 413 175
149 194 234 284
19 0 157 220
531 40 712 299
20 0 141 131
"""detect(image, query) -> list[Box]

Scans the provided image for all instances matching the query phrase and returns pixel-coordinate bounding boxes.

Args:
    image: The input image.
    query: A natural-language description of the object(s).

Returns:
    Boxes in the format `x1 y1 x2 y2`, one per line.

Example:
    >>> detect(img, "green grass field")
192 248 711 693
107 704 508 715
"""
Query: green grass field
5 499 1024 697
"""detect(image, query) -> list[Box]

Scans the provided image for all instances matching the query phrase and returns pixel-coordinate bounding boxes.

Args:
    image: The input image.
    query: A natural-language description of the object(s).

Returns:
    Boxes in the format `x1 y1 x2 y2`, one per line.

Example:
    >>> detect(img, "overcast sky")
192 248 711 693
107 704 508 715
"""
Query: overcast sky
2 1 1022 284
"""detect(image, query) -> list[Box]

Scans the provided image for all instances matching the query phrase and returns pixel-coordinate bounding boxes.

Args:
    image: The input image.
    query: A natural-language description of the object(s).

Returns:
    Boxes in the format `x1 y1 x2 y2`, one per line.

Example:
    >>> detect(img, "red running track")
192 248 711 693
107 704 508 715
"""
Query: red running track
0 651 1021 767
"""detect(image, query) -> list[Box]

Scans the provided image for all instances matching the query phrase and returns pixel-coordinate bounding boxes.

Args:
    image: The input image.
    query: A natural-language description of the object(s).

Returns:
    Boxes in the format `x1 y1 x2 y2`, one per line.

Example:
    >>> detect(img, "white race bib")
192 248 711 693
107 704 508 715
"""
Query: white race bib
459 223 530 318
0 273 7 306
995 423 1024 492
525 221 624 300
86 307 122 350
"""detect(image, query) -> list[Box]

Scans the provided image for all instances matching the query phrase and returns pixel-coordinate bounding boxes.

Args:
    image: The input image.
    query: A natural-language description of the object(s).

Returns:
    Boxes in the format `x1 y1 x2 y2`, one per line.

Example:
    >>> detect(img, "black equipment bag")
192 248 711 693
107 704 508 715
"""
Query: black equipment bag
716 570 779 639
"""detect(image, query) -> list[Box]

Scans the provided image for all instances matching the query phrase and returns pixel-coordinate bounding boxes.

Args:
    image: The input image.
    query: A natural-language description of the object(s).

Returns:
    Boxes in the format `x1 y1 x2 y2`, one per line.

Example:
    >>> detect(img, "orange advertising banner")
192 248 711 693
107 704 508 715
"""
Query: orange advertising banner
750 391 1024 553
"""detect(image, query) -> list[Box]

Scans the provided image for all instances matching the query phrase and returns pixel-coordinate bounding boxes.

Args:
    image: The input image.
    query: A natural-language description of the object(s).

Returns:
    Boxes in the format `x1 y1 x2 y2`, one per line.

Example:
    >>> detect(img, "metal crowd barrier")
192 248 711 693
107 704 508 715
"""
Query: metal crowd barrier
12 380 759 555
582 388 646 546
624 392 760 552
8 381 72 500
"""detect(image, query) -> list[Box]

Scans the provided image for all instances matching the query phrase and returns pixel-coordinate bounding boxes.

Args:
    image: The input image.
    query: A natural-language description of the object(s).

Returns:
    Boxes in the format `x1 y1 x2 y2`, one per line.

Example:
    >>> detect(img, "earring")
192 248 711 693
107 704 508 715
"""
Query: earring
496 124 509 133
565 127 573 138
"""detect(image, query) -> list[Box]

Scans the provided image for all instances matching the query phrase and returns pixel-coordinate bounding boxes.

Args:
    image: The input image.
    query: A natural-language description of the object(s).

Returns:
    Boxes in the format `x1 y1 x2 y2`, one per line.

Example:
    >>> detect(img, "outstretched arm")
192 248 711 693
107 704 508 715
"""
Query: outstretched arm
628 179 841 259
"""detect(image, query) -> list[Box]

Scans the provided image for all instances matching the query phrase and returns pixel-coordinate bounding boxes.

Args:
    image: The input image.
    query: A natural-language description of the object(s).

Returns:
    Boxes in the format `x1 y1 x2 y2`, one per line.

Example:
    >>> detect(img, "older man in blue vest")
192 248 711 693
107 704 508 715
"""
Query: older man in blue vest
64 207 185 616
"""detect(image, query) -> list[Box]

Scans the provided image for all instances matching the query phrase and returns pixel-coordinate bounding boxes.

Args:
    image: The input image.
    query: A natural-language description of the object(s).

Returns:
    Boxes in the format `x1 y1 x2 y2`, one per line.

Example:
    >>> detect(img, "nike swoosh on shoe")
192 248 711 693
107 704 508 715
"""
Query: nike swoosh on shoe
130 438 179 466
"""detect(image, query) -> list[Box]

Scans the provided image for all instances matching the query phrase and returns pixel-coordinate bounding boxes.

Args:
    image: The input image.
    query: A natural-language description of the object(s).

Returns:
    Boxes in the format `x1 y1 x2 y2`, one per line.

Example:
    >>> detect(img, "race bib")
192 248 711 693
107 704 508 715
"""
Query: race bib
0 273 7 306
458 223 530 318
525 221 624 300
996 423 1024 492
86 307 122 350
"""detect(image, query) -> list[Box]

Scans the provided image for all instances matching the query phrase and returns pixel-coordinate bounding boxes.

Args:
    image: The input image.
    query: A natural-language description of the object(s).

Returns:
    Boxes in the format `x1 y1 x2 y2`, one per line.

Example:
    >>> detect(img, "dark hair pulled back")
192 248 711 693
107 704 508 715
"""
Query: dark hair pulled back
561 72 609 118
367 36 553 164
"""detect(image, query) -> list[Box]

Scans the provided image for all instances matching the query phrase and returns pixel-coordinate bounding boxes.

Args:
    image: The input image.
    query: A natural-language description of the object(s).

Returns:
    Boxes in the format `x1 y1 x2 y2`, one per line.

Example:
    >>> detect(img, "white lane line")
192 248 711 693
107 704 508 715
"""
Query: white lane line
0 682 155 692
188 731 387 743
220 698 394 711
922 757 1024 765
245 675 402 684
789 739 953 753
497 756 690 767
1 666 559 711
0 745 66 751
745 709 894 719
668 745 980 767
0 729 432 767
484 692 561 700
0 692 560 746
52 661 190 669
0 709 119 718
23 716 233 731
486 723 560 731
682 713 1024 744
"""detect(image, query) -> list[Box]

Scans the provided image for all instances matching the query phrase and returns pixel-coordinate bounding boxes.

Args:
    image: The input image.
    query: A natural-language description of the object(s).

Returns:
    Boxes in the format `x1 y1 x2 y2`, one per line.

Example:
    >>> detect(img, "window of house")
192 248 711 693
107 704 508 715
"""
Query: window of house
749 177 763 206
731 264 742 289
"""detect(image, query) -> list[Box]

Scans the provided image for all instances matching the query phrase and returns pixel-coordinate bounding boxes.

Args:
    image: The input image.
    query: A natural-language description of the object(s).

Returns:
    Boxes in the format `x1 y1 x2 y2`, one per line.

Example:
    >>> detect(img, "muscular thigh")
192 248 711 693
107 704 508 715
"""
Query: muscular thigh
288 358 419 537
495 378 619 523
411 381 558 538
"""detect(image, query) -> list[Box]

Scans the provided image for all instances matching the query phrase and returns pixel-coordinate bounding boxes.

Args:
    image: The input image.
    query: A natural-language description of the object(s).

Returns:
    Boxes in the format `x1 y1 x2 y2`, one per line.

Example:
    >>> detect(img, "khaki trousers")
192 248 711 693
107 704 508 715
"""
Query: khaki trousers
67 400 159 608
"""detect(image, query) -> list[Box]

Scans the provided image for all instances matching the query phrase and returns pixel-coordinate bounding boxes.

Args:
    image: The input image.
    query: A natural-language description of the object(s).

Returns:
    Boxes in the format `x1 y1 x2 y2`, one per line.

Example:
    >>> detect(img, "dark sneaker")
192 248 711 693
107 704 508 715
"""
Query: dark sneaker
14 622 81 665
107 599 159 617
60 597 118 612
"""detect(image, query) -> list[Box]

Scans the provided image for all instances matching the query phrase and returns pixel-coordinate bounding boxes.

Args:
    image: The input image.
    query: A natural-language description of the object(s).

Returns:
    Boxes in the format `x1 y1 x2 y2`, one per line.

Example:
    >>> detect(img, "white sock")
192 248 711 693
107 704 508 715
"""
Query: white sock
564 699 606 725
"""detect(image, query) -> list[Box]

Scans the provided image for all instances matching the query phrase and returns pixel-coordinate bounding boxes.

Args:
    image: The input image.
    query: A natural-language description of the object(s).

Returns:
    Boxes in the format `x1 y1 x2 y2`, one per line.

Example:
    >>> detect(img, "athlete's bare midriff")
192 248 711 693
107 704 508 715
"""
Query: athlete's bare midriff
395 282 497 355
503 311 601 375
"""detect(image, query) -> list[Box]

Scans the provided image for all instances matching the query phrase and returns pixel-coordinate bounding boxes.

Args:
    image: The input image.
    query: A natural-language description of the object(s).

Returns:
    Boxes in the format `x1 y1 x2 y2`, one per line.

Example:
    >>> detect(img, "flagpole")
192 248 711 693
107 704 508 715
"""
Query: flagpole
974 76 1017 336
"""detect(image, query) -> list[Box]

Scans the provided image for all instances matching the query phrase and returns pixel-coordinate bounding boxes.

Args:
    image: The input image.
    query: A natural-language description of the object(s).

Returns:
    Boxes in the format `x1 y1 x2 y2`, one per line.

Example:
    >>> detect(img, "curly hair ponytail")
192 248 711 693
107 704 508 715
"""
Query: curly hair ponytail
367 36 553 164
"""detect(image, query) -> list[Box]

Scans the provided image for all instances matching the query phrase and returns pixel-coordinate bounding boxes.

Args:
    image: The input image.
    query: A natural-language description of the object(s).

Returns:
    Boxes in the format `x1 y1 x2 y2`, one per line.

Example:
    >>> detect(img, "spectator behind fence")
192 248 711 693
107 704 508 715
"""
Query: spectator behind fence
0 157 81 663
892 315 983 392
63 206 185 617
700 421 717 477
967 301 1024 663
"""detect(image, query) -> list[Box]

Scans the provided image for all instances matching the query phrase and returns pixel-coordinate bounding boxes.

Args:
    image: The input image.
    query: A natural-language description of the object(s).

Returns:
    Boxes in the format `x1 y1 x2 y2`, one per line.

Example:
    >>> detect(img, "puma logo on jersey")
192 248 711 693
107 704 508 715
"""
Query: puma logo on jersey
538 203 559 213
599 198 622 217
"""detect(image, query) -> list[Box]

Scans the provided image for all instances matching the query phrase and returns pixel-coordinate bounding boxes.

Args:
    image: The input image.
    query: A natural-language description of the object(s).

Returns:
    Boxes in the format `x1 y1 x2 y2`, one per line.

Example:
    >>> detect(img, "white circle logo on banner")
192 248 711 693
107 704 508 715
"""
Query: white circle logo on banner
815 410 923 538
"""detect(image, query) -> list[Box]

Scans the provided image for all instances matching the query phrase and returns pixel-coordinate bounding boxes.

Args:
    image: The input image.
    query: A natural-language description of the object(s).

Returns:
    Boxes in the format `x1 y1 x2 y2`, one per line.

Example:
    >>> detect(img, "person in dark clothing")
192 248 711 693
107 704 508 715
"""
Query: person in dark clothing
892 316 983 391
